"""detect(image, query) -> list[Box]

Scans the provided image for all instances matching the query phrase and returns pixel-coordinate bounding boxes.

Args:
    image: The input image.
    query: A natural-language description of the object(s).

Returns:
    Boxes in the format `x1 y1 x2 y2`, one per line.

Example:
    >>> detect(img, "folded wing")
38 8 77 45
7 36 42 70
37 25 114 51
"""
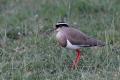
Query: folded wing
63 28 105 47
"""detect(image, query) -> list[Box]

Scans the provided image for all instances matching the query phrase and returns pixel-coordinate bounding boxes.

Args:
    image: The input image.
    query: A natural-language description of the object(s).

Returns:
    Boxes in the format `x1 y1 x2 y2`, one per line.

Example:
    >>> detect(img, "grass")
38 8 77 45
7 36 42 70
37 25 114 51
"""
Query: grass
0 0 120 80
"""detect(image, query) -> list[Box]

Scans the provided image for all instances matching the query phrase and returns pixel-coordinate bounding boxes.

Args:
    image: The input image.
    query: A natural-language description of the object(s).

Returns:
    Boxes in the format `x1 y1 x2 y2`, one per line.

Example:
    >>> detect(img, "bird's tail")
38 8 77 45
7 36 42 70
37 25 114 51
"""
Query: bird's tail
96 40 105 47
88 38 105 47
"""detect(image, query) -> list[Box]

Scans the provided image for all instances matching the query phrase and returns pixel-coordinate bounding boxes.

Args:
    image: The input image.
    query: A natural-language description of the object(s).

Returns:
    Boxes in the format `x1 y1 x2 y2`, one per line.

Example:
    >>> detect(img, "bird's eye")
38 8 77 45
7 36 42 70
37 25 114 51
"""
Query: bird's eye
56 24 60 28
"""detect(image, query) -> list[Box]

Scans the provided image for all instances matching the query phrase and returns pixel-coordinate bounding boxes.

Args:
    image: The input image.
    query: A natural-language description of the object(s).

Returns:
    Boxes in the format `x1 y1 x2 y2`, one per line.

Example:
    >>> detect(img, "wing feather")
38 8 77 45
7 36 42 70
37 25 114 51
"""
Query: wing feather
62 27 105 47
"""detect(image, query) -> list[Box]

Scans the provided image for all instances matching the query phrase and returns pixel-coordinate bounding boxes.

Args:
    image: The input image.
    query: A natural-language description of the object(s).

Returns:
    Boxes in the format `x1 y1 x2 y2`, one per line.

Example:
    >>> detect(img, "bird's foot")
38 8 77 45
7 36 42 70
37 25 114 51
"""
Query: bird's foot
69 60 79 70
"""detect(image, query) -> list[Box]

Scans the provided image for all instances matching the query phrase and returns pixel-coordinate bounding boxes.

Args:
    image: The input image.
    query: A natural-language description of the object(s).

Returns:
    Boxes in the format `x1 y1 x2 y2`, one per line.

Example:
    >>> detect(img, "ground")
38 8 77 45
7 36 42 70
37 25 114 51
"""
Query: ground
0 0 120 80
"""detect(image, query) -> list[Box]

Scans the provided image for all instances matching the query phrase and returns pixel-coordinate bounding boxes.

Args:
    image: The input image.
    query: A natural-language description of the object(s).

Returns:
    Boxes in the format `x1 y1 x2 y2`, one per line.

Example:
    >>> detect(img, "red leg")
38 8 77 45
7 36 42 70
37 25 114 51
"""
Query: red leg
71 49 81 69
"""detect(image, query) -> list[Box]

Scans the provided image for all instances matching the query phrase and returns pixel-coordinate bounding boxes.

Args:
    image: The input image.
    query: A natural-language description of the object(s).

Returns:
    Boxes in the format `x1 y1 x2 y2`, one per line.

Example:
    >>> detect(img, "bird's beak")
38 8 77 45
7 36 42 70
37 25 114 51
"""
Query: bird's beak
53 27 58 32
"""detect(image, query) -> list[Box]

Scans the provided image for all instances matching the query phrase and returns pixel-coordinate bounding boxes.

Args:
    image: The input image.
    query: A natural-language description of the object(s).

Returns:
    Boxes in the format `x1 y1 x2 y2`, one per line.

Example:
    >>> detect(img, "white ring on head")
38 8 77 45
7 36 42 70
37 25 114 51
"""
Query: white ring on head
56 22 68 25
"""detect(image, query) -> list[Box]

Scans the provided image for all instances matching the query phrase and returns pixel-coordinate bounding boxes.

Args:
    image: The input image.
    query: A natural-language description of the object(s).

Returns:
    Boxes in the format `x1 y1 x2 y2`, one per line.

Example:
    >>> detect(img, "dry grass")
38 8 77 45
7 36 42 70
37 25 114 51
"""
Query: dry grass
0 0 120 80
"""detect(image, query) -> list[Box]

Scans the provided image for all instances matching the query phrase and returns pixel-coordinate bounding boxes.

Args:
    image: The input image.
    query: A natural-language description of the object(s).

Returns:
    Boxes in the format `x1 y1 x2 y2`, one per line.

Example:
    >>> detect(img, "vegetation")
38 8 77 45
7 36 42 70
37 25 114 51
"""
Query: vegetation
0 0 120 80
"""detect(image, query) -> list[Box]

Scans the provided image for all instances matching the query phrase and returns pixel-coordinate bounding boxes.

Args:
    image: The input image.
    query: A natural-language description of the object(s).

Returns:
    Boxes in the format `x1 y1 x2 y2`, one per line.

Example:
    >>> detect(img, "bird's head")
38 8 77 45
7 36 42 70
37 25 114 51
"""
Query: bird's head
55 22 69 31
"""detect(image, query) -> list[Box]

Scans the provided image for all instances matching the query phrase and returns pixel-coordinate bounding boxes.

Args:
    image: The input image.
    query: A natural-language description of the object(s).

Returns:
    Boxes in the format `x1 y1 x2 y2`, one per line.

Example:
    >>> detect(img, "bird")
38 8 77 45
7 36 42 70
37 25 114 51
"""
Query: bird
55 22 105 69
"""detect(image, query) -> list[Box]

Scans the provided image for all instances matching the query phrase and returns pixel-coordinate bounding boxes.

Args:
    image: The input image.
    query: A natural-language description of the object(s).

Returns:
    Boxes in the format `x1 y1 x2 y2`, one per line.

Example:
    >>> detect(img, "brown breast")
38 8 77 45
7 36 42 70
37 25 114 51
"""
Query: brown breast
56 30 67 47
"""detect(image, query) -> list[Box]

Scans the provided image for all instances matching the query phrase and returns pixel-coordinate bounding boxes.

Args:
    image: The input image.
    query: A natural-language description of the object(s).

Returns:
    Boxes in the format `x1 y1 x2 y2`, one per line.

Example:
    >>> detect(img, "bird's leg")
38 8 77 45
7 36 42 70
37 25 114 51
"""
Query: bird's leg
71 49 81 69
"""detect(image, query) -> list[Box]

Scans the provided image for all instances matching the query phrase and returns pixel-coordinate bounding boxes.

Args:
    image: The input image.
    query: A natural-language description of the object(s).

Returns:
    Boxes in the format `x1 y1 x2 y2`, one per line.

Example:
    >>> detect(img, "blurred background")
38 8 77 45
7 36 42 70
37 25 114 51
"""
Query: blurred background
0 0 120 80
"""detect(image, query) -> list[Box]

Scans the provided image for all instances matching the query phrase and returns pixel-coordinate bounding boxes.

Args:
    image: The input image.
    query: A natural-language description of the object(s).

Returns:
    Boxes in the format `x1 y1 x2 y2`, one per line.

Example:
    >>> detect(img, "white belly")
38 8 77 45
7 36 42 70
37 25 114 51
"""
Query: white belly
66 40 90 49
66 40 80 49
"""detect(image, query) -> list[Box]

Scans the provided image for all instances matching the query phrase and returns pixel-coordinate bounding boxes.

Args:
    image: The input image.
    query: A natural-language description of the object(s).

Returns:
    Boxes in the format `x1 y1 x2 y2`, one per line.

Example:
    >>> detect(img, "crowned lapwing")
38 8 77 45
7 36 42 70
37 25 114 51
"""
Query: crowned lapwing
55 22 105 69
